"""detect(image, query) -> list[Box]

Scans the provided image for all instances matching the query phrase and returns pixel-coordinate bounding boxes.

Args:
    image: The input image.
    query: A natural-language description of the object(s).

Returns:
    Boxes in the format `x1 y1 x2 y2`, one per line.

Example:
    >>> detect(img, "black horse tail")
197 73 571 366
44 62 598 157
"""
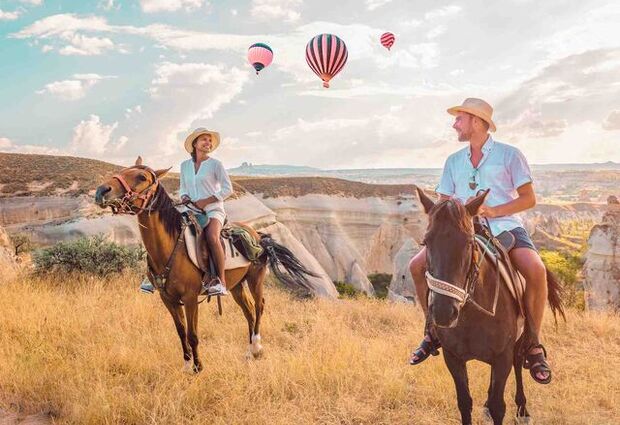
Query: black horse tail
546 269 566 323
259 233 319 294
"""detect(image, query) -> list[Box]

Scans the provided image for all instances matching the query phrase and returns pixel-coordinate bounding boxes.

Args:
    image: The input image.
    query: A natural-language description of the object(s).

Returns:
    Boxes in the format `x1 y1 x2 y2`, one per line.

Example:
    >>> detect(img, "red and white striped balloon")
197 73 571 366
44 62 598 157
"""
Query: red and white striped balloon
380 32 395 51
305 33 348 88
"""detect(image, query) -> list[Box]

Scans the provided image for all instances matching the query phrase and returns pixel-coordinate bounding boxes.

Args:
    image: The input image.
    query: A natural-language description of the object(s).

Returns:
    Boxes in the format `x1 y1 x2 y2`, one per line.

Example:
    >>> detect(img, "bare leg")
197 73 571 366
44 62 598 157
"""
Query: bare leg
409 247 428 314
510 247 550 382
206 218 226 286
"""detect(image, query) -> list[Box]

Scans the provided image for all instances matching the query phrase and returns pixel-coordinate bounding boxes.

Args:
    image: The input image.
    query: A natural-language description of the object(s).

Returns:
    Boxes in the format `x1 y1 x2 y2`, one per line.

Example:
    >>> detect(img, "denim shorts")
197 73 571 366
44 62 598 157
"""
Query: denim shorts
503 227 537 252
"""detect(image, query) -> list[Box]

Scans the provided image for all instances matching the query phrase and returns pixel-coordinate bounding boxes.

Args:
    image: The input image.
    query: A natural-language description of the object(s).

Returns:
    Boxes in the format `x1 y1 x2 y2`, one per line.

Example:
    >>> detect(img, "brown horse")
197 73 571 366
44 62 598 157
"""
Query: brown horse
416 187 564 425
95 157 316 372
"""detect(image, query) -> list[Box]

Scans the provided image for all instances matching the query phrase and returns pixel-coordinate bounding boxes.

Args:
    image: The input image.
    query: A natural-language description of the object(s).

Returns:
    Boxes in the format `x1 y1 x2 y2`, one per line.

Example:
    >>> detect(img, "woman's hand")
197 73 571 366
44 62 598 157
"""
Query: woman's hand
181 195 191 204
479 205 500 218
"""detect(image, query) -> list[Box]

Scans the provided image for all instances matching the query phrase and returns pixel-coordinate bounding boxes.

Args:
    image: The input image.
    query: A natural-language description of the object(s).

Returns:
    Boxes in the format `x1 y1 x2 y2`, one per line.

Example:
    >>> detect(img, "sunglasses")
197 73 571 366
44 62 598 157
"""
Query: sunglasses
469 168 479 190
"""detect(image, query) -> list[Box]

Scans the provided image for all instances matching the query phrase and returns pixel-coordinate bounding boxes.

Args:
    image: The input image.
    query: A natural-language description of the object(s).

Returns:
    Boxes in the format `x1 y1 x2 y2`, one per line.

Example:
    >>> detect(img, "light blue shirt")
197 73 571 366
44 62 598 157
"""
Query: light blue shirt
435 136 533 235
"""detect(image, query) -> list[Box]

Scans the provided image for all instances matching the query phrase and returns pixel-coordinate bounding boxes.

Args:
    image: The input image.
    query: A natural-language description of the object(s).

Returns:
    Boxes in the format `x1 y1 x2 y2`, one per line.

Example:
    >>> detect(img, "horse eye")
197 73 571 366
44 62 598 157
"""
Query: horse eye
137 174 147 182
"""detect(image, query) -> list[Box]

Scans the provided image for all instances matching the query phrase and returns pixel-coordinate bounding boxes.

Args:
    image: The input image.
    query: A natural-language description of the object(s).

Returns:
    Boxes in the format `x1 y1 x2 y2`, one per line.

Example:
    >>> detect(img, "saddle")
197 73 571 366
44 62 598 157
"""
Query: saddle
474 220 526 319
181 212 263 276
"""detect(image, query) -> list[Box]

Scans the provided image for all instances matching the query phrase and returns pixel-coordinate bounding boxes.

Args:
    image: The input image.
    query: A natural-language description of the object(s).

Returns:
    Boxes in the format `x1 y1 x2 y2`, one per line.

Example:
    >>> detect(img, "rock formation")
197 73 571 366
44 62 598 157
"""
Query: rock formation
583 199 620 310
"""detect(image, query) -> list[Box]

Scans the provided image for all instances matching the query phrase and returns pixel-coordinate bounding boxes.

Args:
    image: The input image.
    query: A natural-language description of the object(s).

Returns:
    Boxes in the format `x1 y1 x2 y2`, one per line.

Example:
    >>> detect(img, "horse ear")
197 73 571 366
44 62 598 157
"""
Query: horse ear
155 167 172 178
135 156 143 166
415 185 435 214
465 189 490 216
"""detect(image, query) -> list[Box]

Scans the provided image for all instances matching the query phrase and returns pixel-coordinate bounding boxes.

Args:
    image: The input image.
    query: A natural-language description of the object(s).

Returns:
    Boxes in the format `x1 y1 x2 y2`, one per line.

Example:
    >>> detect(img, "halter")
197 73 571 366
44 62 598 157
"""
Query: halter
109 167 160 215
425 233 500 317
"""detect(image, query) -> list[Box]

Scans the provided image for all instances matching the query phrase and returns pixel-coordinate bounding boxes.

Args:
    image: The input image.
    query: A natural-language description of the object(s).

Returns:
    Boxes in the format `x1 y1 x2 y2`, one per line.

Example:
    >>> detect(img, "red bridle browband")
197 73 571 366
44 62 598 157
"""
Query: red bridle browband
109 167 159 215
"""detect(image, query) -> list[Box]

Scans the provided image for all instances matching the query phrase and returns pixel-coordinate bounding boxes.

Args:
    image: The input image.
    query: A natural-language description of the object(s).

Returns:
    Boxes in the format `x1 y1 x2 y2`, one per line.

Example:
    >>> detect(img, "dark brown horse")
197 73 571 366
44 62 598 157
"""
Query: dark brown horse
95 157 316 372
416 187 564 425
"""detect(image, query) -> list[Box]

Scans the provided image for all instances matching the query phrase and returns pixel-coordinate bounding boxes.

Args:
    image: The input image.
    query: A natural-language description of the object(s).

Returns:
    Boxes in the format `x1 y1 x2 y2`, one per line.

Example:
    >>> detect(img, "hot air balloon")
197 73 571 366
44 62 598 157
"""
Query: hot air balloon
305 34 348 88
380 32 395 51
247 43 273 75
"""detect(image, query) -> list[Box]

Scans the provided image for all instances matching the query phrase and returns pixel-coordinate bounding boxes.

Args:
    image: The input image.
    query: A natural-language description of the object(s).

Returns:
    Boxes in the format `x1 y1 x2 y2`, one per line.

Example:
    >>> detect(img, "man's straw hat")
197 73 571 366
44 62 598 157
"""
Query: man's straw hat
447 98 496 132
183 128 221 153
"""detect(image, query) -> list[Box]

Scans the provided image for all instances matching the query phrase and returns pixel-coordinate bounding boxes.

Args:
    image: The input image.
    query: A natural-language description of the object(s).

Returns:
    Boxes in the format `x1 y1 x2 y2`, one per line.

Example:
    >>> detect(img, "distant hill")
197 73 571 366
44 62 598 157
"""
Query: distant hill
228 163 325 176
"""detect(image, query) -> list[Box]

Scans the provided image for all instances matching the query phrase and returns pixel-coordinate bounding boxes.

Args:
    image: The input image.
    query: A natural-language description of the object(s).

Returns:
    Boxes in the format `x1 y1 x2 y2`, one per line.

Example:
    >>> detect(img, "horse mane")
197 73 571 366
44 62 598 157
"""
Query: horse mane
151 183 182 238
428 199 473 234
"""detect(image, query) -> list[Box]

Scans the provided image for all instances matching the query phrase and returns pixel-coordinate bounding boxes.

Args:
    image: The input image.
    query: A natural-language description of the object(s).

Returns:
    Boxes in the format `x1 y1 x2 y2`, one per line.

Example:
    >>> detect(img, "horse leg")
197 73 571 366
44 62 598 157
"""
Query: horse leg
160 295 192 371
443 350 473 425
183 297 203 373
229 283 257 359
514 341 531 424
246 265 267 357
487 350 513 425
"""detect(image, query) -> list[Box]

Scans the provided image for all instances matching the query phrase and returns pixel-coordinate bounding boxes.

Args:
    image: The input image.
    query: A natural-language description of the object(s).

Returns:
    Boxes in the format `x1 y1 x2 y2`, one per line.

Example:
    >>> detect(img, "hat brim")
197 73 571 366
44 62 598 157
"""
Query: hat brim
447 106 496 132
184 130 221 154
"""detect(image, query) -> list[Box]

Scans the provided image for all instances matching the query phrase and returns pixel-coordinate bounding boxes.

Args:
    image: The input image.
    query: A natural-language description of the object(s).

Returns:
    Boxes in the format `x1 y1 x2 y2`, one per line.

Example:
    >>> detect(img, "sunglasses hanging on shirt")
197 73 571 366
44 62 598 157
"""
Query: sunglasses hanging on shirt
469 168 479 190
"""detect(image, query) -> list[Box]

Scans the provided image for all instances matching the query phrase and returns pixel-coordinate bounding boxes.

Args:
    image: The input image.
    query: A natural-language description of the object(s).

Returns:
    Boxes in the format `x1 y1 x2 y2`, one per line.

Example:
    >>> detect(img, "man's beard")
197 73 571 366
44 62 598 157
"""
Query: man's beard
457 131 471 142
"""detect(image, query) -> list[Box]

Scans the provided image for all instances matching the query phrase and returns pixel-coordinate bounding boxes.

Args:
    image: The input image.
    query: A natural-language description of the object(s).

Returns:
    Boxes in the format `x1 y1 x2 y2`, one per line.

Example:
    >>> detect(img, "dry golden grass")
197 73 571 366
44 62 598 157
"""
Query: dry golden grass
0 272 618 424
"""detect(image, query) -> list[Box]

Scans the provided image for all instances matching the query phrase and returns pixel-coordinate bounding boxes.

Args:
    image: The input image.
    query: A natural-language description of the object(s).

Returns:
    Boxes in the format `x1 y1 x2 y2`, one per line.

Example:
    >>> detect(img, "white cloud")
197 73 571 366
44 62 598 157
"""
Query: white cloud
375 42 439 69
58 34 116 55
0 10 21 21
144 61 249 158
37 74 115 100
98 0 119 11
424 5 462 20
0 137 62 155
251 0 302 23
19 0 44 5
70 115 120 156
139 0 205 13
365 0 392 11
602 110 620 130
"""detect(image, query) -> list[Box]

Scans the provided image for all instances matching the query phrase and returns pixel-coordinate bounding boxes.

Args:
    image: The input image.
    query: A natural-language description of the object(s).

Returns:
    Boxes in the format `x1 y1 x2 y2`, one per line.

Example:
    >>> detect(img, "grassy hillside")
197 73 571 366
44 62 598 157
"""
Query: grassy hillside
0 152 413 199
0 272 617 424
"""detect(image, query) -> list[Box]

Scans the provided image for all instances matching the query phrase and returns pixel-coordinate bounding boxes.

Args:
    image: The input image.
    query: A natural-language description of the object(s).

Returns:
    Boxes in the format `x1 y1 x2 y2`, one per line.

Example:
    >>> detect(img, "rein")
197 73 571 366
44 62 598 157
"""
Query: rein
426 229 500 317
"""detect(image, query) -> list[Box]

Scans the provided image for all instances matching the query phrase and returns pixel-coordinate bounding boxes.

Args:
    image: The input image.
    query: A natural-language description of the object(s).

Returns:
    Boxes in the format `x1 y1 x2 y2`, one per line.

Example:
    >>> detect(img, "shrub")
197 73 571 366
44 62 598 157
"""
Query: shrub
32 235 145 277
540 249 585 310
368 273 392 299
9 233 33 256
334 281 364 299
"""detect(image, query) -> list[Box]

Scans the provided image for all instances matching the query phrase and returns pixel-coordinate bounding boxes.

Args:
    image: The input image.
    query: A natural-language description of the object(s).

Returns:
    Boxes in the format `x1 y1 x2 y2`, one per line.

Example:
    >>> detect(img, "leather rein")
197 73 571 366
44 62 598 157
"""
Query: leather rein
425 232 500 317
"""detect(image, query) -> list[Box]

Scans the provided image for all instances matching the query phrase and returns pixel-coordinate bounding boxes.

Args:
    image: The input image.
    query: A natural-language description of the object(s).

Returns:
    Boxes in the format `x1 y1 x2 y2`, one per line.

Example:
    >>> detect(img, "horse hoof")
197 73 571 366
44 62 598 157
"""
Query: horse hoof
183 360 195 374
514 415 532 424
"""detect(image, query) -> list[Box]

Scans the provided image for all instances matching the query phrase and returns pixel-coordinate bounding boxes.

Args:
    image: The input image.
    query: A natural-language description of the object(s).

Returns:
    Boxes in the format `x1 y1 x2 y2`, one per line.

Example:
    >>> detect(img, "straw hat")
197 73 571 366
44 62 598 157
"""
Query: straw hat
183 128 221 154
447 98 496 132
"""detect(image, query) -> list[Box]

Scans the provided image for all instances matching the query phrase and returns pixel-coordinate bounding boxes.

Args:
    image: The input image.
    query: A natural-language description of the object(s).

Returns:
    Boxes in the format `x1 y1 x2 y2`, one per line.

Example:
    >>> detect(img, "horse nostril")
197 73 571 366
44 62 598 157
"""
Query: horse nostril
95 185 112 204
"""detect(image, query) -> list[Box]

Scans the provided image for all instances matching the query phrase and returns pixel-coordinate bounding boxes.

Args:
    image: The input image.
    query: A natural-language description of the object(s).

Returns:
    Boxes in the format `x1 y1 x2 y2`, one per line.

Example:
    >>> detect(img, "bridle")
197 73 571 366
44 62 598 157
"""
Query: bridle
107 167 160 215
425 231 500 318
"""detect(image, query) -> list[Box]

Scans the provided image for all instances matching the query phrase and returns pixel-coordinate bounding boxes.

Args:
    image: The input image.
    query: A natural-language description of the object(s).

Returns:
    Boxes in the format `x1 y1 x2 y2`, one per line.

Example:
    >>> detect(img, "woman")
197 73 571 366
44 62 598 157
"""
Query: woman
140 127 233 296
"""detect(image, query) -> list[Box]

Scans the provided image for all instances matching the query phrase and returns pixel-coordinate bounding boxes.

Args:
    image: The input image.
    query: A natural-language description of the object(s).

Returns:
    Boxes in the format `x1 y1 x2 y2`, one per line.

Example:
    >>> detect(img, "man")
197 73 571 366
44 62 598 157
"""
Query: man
408 98 552 384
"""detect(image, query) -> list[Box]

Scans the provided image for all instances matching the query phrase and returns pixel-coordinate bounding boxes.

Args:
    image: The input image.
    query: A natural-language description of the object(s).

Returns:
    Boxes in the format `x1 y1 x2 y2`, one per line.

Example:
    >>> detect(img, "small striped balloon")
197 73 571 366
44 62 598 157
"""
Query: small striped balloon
247 43 273 75
380 32 395 51
305 33 348 88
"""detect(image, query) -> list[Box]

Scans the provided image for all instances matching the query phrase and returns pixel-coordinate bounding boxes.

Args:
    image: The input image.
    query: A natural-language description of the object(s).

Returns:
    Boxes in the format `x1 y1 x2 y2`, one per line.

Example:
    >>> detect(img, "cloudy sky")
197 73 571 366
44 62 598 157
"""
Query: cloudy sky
1 0 619 170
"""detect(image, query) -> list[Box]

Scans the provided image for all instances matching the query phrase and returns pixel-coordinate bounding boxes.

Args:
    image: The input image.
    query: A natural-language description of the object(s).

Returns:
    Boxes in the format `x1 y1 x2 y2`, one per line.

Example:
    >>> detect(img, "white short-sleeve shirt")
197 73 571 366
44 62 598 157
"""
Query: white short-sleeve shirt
435 135 533 235
179 157 233 213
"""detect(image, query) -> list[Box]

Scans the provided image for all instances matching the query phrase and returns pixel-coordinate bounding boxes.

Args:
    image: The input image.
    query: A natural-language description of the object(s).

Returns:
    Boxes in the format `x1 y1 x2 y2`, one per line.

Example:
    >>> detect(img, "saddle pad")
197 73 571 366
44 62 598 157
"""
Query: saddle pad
184 226 250 271
475 237 526 318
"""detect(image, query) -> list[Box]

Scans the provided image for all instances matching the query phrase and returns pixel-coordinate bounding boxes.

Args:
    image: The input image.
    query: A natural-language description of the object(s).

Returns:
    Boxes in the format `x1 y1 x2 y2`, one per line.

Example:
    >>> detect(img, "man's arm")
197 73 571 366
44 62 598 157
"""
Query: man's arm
479 182 536 218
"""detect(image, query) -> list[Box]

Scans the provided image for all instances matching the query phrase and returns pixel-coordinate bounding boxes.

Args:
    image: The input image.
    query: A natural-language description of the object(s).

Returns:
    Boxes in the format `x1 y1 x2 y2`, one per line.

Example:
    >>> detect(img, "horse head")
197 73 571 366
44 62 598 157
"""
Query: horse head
416 186 488 328
95 156 171 215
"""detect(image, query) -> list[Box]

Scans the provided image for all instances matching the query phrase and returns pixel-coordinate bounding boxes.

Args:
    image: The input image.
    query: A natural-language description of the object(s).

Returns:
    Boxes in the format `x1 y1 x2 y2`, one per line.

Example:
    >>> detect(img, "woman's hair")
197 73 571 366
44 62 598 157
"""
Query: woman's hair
190 137 198 162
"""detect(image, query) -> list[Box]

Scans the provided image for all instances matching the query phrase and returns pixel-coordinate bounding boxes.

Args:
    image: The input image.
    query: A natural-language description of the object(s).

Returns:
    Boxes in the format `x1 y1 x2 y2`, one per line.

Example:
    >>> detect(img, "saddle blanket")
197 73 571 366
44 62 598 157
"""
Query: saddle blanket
184 226 250 271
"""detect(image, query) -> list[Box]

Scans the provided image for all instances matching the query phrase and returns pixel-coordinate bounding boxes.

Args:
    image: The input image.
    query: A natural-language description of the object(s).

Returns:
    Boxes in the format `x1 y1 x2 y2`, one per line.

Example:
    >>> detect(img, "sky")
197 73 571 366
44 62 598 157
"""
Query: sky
0 0 619 170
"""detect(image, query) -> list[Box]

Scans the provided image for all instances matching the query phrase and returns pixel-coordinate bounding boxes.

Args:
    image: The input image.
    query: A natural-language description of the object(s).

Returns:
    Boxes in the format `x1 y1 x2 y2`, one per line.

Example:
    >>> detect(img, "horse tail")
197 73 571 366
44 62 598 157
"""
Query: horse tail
546 269 566 323
259 233 318 295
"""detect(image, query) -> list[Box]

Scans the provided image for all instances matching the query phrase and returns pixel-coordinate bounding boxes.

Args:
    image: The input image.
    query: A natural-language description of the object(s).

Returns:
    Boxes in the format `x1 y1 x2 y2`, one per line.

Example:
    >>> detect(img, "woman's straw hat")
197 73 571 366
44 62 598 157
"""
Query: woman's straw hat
447 98 497 132
183 128 221 153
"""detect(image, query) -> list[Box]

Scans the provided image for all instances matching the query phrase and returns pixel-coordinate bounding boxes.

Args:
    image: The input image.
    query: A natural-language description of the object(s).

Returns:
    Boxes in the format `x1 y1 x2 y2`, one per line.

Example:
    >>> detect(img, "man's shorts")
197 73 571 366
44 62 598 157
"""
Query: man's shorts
498 227 537 252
